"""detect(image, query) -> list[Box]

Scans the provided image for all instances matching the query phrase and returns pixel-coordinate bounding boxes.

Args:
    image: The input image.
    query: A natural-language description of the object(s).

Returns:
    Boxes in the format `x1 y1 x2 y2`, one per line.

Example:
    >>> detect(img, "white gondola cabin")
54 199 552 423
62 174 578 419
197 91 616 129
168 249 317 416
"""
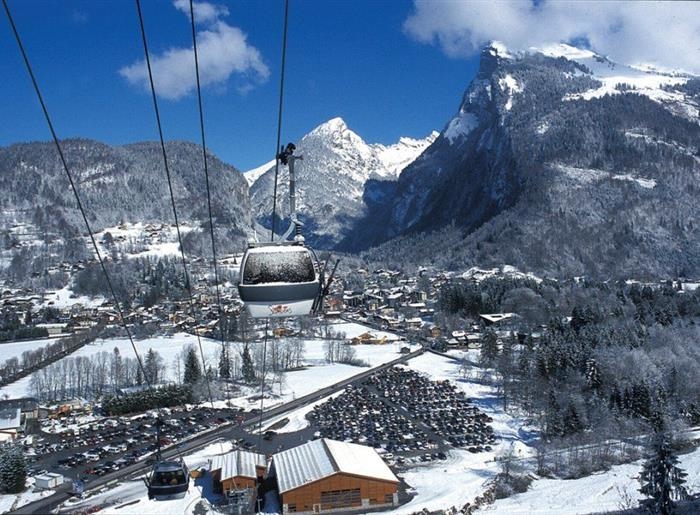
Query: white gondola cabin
238 243 321 318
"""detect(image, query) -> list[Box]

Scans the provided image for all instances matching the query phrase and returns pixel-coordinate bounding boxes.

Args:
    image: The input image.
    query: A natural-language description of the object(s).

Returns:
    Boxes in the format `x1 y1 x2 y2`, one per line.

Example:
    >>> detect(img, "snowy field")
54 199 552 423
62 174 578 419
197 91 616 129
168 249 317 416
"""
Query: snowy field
37 285 105 310
0 337 62 364
0 323 416 402
323 322 402 341
490 445 700 514
9 345 699 515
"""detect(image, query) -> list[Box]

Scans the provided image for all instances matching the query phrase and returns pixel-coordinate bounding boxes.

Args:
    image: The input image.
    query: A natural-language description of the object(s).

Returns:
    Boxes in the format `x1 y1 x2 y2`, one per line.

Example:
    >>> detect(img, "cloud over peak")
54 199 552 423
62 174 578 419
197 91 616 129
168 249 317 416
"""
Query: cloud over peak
404 1 700 74
120 0 268 100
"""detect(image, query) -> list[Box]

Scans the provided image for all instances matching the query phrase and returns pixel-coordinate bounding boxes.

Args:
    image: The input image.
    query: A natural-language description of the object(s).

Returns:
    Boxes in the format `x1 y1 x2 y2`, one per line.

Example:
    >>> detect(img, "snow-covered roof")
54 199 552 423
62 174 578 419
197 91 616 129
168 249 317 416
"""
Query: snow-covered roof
0 408 21 430
211 450 266 481
479 313 517 323
273 438 398 494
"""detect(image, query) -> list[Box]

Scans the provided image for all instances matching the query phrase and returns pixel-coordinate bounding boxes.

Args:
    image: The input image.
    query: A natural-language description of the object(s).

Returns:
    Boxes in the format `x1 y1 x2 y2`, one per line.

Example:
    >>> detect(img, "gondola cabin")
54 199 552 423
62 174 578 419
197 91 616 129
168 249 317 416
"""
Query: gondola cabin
147 460 190 500
238 243 321 318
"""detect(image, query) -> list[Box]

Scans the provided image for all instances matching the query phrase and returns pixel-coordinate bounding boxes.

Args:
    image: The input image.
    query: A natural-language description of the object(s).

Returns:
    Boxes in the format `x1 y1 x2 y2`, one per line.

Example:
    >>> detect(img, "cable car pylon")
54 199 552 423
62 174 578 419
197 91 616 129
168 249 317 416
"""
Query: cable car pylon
238 144 324 318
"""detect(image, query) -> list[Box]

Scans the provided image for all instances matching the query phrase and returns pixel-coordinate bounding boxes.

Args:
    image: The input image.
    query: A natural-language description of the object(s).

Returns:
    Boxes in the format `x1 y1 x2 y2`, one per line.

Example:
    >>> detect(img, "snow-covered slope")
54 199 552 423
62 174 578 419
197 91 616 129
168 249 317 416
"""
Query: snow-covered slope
244 158 275 186
351 42 700 278
248 117 436 249
536 43 698 122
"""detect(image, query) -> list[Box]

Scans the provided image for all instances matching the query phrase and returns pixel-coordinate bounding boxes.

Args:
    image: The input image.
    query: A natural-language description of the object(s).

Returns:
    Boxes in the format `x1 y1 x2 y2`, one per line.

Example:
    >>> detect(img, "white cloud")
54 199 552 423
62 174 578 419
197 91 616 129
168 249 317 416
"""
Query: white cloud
172 0 229 24
404 1 700 74
119 1 268 100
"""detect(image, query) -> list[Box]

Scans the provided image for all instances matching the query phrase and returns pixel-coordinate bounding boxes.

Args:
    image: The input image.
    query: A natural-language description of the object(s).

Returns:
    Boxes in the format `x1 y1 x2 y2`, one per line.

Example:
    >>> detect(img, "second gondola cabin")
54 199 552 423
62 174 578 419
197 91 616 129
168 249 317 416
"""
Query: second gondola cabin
147 460 189 500
238 243 321 318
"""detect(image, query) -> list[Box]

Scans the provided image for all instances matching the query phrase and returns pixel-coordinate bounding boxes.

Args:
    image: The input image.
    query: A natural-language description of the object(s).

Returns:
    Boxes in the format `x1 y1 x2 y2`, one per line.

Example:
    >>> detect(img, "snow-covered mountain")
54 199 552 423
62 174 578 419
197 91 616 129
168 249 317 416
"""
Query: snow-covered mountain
352 42 700 278
247 117 436 249
0 139 252 279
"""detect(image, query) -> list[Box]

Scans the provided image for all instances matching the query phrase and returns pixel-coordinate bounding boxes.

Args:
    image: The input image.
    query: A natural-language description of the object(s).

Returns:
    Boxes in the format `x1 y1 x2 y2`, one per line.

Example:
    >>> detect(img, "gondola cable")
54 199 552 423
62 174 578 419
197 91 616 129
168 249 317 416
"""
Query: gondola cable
135 0 214 408
187 0 233 408
1 0 152 393
270 0 290 241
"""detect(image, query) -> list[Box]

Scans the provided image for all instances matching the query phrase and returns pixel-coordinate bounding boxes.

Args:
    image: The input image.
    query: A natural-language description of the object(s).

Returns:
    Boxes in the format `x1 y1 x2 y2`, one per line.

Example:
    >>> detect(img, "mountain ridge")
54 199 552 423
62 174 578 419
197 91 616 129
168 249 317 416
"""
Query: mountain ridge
352 42 700 279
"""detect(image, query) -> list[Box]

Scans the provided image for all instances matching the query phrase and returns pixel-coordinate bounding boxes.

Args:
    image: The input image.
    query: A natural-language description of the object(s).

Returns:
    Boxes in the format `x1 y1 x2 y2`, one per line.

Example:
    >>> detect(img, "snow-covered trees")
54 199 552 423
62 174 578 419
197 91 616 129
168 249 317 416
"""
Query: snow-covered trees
182 346 201 385
638 434 689 514
0 444 26 494
241 344 255 383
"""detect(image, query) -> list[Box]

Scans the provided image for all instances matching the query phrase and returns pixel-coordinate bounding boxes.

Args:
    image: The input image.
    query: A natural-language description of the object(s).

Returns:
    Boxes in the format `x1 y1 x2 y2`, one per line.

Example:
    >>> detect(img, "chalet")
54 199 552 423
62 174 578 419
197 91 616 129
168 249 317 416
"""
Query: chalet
405 317 422 329
211 449 266 499
271 438 399 514
479 313 519 329
0 397 39 421
351 332 387 345
0 407 22 442
384 292 403 308
342 292 363 308
35 323 68 336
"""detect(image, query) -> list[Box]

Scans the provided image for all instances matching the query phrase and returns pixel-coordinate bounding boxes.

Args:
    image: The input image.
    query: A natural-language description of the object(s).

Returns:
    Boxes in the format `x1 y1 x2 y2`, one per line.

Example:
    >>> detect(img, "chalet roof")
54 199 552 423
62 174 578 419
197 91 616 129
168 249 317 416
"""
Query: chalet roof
479 313 518 324
211 450 266 481
0 398 38 412
273 438 397 494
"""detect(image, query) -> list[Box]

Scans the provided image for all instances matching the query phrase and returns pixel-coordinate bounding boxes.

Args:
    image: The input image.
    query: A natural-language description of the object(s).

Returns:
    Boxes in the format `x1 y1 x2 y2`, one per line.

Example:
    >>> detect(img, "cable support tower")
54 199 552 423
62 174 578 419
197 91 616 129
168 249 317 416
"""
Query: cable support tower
270 0 290 241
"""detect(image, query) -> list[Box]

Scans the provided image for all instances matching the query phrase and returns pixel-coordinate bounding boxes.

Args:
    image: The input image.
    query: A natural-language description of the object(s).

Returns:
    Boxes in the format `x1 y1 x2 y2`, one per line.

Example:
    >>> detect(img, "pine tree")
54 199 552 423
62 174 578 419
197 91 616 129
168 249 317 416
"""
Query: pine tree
183 346 201 384
144 348 161 385
479 330 499 367
0 444 26 493
241 344 255 383
639 434 689 514
218 343 231 380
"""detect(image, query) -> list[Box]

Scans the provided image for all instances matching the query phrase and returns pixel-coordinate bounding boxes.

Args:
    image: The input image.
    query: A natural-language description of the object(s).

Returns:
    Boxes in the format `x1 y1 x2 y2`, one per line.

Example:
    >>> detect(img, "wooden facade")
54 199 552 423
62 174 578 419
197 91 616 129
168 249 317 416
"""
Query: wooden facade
211 464 265 495
281 472 397 514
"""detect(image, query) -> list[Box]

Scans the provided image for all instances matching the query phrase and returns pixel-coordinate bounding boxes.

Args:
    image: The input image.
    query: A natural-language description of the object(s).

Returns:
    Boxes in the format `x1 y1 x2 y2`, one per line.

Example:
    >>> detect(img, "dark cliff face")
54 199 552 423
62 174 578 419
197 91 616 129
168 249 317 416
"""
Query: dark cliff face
351 45 700 279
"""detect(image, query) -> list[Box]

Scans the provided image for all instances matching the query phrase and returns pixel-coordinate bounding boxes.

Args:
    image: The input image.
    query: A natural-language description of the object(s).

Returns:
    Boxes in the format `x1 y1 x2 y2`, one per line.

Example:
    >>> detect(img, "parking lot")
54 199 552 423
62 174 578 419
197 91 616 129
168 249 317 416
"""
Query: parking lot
307 366 496 465
24 407 246 481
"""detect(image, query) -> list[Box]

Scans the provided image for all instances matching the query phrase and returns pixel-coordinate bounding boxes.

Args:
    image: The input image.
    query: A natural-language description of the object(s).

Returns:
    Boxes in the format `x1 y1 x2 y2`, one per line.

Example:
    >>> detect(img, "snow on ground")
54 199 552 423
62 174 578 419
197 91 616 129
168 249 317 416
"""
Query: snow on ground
226 336 419 413
0 323 416 403
553 163 656 189
0 333 216 399
0 477 57 513
0 337 62 364
490 444 700 514
37 285 105 309
323 321 402 341
611 174 657 189
383 351 537 514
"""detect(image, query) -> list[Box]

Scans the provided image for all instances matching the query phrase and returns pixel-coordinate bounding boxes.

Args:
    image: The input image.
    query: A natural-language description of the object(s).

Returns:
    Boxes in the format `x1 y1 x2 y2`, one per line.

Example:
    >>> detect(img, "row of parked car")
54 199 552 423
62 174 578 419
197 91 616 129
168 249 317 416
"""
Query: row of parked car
367 367 497 449
307 365 497 464
27 407 244 479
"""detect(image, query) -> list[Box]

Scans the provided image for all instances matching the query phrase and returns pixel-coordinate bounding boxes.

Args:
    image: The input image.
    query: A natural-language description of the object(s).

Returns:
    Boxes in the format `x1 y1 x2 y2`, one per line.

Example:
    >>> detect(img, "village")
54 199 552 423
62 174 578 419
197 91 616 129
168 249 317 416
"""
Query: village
2 259 699 514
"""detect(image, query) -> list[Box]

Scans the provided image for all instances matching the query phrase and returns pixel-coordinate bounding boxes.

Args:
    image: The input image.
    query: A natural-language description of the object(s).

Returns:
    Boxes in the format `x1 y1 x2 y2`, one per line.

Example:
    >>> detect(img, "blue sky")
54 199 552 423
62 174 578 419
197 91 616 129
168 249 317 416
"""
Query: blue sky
1 0 479 171
2 1 698 171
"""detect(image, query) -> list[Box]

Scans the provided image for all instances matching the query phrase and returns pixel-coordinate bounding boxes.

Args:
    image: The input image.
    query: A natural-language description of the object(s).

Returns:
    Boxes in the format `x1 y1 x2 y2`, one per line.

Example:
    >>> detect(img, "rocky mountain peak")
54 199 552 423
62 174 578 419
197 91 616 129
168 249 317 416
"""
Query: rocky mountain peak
247 118 436 249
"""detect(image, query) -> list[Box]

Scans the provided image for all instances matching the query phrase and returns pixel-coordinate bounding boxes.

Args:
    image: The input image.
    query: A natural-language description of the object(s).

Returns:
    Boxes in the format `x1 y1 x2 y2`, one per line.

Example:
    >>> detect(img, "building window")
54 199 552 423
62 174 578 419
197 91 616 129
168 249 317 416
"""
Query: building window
287 504 296 512
320 488 361 509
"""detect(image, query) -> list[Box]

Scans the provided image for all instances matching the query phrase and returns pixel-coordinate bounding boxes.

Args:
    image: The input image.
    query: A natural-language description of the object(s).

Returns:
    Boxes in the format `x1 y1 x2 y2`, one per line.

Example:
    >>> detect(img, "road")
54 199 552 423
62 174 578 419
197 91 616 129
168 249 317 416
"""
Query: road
12 346 425 514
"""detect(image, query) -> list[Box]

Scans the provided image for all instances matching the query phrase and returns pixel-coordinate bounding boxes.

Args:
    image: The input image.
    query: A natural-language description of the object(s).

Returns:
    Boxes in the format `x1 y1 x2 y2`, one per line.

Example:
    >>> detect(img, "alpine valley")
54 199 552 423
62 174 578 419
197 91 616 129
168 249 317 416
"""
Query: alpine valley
2 42 699 281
